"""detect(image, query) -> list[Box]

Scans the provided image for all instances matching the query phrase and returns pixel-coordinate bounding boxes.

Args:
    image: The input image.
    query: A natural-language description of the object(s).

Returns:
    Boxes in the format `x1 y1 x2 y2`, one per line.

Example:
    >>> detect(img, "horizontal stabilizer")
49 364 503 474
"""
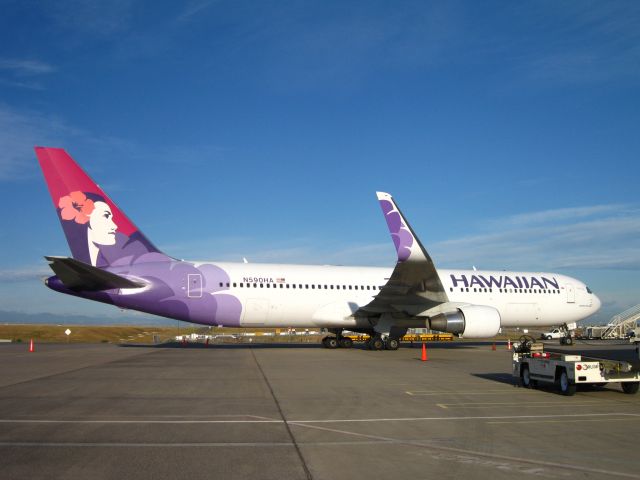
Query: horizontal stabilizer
45 256 145 291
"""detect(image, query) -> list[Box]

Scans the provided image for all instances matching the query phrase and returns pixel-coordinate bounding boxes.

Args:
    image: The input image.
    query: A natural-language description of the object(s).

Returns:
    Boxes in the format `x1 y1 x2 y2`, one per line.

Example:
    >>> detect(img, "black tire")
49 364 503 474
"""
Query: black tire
385 338 399 350
565 337 573 345
324 337 338 349
521 365 532 388
558 369 576 396
622 382 639 394
339 337 353 349
371 337 385 351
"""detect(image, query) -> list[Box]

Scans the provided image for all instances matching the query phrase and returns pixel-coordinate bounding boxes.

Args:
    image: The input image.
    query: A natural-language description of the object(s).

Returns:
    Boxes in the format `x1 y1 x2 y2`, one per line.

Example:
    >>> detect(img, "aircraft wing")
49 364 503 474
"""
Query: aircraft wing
355 192 449 317
45 256 145 291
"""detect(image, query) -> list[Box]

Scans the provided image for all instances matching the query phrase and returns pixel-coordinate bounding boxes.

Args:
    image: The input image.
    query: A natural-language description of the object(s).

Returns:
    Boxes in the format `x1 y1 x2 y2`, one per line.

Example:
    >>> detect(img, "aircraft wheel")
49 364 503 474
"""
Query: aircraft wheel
385 338 399 350
339 337 353 349
371 337 385 351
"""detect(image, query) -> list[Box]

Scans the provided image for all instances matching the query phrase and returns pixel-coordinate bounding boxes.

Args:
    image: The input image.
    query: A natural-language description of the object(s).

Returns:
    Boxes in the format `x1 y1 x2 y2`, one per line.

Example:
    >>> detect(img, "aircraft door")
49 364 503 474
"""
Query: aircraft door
566 284 575 303
187 274 203 298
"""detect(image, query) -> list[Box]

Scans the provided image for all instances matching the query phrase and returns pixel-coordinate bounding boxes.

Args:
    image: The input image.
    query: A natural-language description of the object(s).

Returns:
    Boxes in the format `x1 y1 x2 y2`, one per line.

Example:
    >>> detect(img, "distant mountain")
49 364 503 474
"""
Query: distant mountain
0 310 181 326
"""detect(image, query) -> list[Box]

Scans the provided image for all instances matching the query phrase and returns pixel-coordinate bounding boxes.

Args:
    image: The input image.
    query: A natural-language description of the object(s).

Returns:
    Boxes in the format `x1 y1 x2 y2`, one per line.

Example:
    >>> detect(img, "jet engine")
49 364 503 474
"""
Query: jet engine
429 305 501 338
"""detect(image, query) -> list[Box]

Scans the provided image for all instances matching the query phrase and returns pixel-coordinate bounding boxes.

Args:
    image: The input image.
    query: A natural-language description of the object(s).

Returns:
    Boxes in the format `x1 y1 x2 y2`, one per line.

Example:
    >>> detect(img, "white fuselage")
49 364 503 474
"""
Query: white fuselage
203 262 600 329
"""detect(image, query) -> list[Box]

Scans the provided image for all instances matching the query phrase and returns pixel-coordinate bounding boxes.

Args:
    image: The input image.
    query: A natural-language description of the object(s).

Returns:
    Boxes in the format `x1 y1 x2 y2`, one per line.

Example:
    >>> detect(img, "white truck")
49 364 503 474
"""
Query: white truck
540 322 577 345
512 336 640 396
540 328 564 340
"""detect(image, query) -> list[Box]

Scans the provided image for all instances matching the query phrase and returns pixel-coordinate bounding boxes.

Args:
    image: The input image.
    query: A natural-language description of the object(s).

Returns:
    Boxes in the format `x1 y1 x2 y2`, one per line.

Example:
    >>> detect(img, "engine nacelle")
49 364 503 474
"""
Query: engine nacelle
429 305 501 338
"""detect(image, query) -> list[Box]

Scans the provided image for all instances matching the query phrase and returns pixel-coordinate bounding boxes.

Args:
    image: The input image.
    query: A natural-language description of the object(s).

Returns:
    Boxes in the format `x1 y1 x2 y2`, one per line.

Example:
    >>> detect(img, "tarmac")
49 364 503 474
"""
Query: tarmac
1 340 639 480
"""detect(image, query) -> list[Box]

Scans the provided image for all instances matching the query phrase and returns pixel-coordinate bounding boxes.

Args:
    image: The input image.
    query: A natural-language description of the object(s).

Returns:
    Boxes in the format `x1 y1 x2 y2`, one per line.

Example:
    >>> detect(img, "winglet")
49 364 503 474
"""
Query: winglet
376 192 423 263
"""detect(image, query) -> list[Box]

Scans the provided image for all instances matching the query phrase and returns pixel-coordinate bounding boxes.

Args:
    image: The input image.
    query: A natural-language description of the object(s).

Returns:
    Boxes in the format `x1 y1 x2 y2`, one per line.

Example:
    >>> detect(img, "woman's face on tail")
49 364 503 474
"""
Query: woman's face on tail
89 201 117 245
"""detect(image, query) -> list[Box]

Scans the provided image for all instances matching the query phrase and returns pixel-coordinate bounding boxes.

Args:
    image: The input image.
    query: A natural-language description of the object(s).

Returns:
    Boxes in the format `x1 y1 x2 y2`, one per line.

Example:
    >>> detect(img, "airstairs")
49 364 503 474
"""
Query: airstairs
601 304 640 339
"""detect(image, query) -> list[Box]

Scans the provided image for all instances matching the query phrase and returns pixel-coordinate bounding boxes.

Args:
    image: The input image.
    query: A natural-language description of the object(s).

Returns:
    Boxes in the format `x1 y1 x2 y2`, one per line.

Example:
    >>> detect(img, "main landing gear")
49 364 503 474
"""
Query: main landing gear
321 334 353 349
365 336 399 351
321 334 400 350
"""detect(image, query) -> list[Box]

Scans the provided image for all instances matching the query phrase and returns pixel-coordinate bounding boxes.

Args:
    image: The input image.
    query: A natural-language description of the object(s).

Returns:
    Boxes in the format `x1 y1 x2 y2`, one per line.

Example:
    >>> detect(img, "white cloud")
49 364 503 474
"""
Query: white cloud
431 206 640 271
0 265 50 282
0 59 56 76
496 205 623 227
177 1 219 23
0 105 82 180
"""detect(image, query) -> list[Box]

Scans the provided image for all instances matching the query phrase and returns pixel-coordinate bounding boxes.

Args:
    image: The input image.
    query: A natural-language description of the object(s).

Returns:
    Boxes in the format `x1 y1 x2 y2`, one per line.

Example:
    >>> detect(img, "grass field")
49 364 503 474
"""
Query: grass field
0 324 542 345
0 324 323 344
0 324 209 344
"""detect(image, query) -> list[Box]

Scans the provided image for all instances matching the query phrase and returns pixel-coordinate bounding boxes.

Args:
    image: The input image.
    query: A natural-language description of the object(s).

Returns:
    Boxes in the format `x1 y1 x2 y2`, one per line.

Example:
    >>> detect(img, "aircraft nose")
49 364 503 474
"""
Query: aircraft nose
593 293 602 312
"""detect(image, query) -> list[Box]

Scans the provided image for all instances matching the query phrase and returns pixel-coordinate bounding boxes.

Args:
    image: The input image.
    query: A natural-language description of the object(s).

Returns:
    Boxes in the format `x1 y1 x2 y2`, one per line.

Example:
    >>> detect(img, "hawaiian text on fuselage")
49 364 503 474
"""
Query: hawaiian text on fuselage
450 274 559 290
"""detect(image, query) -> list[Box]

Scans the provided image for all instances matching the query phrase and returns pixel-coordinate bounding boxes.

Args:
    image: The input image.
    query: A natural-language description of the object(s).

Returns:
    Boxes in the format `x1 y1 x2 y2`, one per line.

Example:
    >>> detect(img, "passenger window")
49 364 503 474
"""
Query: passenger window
233 283 237 288
240 283 244 288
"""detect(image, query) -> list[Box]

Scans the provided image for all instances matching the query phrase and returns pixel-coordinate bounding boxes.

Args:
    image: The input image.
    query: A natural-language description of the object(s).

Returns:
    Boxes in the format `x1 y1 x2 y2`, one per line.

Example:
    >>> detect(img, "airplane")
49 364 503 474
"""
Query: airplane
35 147 601 350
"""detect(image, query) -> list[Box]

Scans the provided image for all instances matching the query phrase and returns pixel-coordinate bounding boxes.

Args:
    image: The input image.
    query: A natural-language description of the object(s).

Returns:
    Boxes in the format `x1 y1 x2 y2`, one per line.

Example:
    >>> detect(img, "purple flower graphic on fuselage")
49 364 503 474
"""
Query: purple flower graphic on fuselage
105 255 242 326
379 199 413 262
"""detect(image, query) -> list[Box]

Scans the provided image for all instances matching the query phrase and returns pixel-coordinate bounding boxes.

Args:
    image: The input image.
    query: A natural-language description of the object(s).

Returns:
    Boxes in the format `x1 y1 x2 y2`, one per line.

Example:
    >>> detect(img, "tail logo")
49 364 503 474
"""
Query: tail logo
58 191 119 265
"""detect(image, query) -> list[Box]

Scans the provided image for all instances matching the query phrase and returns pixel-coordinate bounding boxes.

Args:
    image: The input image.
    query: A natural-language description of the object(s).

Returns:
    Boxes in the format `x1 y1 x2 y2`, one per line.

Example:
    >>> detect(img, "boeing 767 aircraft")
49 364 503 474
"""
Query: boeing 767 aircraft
36 147 601 350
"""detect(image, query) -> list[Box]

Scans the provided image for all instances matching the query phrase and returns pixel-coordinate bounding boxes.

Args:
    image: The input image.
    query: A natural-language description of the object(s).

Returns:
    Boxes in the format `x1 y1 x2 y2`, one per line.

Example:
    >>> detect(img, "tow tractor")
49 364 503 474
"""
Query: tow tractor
512 335 640 396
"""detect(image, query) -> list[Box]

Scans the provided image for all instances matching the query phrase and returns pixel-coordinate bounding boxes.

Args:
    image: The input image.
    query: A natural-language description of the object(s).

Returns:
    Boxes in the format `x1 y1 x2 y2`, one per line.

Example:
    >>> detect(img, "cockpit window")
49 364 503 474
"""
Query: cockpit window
586 286 593 294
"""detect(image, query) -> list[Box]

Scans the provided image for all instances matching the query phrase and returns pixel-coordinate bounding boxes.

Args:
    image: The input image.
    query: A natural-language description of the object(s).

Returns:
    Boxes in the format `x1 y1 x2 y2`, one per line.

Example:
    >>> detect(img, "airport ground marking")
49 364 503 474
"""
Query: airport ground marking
2 412 639 425
0 419 284 424
0 441 296 448
436 400 619 409
406 389 530 396
289 421 640 479
487 417 640 425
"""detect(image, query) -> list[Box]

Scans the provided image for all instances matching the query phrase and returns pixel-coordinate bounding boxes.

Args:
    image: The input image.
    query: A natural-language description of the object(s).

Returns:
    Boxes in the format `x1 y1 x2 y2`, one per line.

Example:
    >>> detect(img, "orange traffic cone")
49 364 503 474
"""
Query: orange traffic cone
492 343 496 351
507 339 512 350
29 338 34 353
421 342 428 361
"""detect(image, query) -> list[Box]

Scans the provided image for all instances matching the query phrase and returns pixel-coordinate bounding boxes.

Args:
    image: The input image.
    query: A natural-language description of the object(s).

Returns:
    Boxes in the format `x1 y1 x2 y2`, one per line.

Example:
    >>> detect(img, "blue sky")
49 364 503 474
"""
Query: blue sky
0 1 638 325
